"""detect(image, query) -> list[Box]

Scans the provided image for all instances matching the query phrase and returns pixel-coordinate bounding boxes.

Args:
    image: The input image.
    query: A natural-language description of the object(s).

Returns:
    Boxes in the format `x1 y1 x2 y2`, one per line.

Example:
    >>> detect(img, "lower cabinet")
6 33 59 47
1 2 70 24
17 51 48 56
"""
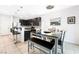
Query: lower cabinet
24 31 30 41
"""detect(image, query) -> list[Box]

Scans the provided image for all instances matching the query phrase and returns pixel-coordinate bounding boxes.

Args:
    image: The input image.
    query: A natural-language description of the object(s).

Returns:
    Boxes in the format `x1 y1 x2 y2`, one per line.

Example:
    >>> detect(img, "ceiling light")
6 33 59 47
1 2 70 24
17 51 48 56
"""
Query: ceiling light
46 5 54 9
17 9 20 11
20 6 23 9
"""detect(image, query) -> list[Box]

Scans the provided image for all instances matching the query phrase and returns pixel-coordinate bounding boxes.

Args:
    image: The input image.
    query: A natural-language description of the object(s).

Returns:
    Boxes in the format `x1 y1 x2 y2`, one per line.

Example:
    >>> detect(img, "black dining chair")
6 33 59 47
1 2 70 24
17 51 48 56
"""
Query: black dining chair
50 30 66 54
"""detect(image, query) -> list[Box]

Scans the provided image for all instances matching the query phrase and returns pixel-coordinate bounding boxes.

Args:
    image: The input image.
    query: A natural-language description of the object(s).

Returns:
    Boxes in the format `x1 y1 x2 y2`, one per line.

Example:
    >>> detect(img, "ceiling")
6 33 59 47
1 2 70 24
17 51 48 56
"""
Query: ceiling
0 5 72 19
0 0 78 19
0 0 78 5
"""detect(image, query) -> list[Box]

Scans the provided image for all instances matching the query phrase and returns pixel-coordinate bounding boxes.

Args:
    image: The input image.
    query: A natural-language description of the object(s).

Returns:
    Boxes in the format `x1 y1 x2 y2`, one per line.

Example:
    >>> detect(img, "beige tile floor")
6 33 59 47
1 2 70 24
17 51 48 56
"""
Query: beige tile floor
0 35 79 54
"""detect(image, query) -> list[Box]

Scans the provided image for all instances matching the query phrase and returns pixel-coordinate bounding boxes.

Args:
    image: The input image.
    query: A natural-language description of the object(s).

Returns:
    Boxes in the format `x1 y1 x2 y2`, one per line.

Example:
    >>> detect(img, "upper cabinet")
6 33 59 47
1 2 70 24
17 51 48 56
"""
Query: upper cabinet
19 17 41 26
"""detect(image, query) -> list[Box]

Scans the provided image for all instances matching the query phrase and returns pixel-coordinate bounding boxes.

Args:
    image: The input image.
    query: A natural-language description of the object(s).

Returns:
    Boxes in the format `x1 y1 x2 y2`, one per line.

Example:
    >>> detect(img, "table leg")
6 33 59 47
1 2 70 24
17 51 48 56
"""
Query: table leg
55 38 58 54
28 40 29 54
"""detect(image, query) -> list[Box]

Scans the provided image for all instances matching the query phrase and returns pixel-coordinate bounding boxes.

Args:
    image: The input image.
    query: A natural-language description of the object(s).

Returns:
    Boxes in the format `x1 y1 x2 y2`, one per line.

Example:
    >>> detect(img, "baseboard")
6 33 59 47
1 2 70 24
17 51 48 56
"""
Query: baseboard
0 34 11 36
64 41 79 46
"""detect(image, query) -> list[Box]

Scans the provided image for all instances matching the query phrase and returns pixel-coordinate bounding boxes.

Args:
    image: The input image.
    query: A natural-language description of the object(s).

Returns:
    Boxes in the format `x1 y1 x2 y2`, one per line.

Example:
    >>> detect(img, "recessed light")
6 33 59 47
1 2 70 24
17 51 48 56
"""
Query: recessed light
17 9 20 12
20 6 23 8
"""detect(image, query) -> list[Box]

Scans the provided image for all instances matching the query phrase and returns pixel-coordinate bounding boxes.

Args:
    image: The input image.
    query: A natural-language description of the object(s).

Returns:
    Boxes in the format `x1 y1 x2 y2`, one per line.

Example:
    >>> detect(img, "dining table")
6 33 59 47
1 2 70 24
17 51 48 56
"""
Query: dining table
42 32 60 54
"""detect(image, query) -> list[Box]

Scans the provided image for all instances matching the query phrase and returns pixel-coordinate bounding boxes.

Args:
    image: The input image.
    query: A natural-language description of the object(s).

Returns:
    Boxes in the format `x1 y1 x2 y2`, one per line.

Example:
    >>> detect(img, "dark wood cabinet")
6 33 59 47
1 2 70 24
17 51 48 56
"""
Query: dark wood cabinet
24 31 30 41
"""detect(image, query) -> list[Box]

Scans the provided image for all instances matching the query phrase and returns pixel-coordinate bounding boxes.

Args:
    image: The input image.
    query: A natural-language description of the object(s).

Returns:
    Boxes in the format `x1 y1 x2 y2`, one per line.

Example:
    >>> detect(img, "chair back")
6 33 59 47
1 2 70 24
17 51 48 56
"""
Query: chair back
60 30 66 43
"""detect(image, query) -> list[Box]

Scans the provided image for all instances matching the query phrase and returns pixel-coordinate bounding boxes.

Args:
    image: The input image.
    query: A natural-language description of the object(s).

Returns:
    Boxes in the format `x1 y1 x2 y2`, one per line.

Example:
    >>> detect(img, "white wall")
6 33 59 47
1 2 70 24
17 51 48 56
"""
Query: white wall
0 14 13 35
13 16 20 27
41 14 50 33
0 14 19 35
41 6 79 45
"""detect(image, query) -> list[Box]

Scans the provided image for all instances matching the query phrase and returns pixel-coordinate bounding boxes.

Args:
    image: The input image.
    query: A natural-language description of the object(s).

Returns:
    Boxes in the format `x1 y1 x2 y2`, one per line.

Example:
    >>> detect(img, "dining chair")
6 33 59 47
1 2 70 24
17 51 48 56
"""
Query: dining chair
50 30 66 54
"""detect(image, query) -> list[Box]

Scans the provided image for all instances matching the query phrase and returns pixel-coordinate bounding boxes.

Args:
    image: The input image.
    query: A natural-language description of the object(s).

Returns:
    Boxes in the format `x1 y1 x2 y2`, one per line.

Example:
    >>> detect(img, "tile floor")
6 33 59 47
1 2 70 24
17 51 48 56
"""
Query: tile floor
0 35 79 54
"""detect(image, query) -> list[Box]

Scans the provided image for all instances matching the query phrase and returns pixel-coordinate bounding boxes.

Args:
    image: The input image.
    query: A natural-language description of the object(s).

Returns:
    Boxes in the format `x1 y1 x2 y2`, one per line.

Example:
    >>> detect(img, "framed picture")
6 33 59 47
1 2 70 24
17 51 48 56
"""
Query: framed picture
50 17 61 25
67 16 76 24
